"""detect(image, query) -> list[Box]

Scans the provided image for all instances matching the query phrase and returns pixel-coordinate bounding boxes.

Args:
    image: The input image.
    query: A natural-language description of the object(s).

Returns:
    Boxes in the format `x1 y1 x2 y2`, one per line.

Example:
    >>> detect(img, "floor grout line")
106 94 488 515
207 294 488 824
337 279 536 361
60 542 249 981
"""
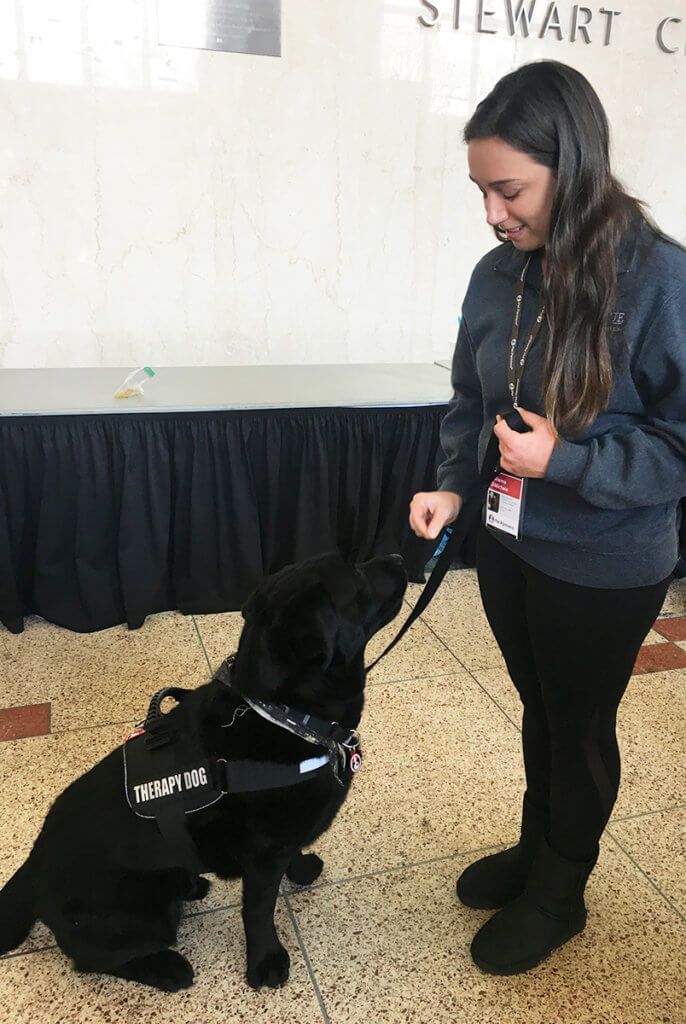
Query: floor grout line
4 844 508 963
46 718 138 736
0 898 247 962
413 614 523 733
0 943 57 961
191 614 215 676
284 841 509 899
605 828 686 923
182 899 243 920
6 819 682 966
284 895 331 1024
365 669 458 688
610 802 686 824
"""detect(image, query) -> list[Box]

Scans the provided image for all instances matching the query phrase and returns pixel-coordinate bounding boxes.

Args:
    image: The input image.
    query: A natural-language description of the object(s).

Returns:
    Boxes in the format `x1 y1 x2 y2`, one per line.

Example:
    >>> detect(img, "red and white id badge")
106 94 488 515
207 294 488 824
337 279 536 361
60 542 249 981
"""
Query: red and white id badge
485 473 526 540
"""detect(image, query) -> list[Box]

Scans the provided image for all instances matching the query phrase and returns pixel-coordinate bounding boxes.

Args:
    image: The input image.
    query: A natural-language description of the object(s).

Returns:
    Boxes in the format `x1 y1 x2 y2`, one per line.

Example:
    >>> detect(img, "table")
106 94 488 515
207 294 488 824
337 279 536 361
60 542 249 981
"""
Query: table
0 365 451 633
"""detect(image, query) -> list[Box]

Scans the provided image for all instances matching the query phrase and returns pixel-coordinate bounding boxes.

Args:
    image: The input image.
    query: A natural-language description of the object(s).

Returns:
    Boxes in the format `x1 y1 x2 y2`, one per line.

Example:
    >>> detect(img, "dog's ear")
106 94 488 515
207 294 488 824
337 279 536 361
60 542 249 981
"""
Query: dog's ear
242 583 272 619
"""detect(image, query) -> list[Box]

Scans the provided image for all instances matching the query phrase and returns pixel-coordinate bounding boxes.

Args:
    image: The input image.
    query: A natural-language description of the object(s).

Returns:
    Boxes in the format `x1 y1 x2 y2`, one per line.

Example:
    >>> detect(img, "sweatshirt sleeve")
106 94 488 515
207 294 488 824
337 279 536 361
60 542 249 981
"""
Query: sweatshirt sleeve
436 316 484 500
545 284 686 509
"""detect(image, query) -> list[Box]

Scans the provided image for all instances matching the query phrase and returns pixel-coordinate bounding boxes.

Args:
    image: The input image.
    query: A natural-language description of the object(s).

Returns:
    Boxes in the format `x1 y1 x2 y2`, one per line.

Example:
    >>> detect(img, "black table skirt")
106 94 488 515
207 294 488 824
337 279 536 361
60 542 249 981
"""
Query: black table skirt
0 405 448 633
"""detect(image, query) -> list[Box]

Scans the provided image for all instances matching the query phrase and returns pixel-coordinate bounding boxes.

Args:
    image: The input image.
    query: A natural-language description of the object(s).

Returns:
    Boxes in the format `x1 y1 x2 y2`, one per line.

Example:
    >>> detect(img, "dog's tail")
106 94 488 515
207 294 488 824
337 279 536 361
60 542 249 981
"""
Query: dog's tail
0 859 37 954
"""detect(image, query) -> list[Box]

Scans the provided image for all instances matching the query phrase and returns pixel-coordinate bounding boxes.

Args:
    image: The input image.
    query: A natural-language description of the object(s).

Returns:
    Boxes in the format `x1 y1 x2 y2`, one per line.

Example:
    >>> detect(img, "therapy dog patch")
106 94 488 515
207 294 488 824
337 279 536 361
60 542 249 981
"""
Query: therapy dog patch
123 730 223 819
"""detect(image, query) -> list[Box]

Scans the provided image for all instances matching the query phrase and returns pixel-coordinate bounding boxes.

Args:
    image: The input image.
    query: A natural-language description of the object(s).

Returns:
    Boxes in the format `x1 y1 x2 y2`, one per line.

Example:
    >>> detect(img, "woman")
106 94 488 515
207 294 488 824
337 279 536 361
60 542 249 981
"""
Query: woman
409 60 685 975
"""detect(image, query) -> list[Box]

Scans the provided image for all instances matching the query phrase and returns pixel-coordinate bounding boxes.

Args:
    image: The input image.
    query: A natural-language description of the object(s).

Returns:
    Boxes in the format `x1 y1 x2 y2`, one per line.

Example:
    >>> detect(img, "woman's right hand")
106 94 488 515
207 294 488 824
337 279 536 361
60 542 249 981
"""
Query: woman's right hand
409 491 463 540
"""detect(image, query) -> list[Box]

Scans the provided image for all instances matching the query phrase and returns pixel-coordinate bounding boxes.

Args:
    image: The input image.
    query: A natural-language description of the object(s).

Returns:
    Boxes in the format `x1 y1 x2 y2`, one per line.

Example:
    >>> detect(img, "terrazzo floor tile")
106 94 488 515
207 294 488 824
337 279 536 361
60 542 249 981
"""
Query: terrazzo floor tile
0 703 51 741
660 579 686 617
409 572 684 657
632 642 686 675
0 921 55 961
305 674 526 884
614 669 686 818
653 616 686 641
405 570 508 674
0 902 325 1024
190 610 245 673
289 842 685 1024
467 667 523 729
642 628 671 645
465 668 686 828
363 604 461 684
0 613 211 732
609 806 686 916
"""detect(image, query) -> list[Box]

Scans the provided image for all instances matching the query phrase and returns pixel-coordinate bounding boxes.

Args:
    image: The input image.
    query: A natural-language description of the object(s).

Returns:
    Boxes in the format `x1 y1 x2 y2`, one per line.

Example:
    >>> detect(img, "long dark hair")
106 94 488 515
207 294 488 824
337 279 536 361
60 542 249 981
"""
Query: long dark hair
464 60 649 438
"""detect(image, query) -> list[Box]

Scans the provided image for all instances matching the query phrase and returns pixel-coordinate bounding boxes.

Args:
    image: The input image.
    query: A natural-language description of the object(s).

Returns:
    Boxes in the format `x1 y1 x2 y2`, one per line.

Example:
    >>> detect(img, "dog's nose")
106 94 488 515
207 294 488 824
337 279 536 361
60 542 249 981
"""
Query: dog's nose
387 553 404 566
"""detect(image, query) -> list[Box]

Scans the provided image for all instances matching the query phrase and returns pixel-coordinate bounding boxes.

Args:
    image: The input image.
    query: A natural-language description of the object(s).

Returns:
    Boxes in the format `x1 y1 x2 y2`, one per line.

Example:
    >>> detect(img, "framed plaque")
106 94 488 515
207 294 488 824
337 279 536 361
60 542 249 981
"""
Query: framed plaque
158 1 281 58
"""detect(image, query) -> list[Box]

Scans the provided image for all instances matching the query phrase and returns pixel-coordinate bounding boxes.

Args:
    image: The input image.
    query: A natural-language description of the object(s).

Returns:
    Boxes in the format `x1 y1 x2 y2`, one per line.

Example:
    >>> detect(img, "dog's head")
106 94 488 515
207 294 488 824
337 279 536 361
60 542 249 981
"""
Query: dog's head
229 552 407 718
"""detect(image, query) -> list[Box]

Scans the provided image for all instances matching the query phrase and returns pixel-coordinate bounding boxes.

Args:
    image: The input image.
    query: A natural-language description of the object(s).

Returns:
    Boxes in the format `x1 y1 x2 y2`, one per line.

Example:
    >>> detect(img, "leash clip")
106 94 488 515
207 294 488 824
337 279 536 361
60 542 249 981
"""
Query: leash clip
342 728 361 749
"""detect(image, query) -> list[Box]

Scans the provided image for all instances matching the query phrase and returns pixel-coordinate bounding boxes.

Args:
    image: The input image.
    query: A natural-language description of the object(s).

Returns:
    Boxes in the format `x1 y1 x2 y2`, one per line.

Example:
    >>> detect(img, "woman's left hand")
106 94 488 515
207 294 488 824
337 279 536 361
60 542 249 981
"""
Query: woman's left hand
494 407 555 478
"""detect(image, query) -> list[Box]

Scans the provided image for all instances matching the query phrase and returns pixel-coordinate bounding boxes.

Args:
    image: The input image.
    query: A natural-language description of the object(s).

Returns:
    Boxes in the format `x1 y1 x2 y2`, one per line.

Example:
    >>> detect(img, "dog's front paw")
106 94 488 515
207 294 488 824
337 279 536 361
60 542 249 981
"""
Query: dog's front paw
150 951 195 992
246 946 290 989
286 852 323 886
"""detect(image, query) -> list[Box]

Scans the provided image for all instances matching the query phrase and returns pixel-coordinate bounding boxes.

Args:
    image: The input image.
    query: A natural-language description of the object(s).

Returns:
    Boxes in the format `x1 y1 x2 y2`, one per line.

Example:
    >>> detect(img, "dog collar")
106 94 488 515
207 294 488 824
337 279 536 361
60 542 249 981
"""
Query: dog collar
215 656 363 785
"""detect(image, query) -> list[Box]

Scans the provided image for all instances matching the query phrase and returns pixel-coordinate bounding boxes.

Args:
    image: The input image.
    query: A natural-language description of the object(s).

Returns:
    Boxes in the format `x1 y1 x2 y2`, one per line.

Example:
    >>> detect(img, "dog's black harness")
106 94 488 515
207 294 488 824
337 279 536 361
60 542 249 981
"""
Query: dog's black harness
122 660 362 871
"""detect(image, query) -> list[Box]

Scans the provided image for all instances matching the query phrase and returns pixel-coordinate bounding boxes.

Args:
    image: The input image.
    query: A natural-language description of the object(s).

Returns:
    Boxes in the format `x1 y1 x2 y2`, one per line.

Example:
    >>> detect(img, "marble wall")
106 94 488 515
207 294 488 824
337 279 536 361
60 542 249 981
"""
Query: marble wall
0 1 683 368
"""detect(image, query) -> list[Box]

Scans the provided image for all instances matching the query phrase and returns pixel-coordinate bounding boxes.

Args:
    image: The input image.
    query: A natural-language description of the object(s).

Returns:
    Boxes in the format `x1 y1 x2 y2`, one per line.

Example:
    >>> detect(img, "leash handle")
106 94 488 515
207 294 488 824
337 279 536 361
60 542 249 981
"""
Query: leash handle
143 686 193 749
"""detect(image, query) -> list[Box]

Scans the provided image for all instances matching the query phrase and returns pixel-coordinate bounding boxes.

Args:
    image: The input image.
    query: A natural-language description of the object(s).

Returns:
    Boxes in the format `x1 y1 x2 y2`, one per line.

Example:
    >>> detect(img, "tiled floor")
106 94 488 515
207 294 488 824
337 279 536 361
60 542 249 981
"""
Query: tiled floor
1 571 685 1024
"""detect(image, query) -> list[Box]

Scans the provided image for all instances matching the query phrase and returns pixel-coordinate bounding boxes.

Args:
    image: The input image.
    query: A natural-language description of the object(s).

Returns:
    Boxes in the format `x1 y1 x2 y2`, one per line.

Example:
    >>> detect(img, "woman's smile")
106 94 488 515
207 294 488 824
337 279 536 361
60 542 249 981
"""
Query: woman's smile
467 137 557 251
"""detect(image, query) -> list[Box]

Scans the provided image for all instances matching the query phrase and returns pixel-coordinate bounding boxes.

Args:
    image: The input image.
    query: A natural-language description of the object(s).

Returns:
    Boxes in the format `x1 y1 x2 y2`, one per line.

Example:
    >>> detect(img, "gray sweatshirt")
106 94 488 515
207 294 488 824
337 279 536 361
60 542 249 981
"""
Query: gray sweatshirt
437 224 686 588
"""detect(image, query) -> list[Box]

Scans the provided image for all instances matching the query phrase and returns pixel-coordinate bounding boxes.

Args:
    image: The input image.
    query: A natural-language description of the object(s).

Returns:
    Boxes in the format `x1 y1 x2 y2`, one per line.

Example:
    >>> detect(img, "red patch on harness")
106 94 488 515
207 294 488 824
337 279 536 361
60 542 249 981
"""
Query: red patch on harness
125 727 146 742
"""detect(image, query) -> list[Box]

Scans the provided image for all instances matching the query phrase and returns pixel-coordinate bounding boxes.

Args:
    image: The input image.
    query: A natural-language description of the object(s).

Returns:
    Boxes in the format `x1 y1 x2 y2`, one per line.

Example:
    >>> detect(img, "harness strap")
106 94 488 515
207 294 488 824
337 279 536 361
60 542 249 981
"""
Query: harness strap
154 802 206 874
219 756 330 794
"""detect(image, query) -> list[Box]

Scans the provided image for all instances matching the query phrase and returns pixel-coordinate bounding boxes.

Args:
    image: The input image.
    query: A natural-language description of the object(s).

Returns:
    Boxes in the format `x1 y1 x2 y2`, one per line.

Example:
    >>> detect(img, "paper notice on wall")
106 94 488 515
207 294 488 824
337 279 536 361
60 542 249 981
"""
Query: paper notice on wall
158 0 281 58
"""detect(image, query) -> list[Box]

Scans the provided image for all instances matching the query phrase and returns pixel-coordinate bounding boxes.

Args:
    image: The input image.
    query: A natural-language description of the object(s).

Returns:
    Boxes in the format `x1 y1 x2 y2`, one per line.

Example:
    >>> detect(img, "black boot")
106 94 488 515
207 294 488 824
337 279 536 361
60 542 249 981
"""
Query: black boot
470 837 597 975
456 795 547 909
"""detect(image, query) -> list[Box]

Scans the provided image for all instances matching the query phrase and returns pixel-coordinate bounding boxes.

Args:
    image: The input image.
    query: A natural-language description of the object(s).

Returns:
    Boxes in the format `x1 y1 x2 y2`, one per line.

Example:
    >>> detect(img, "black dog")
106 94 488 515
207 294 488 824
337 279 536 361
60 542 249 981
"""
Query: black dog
0 552 406 991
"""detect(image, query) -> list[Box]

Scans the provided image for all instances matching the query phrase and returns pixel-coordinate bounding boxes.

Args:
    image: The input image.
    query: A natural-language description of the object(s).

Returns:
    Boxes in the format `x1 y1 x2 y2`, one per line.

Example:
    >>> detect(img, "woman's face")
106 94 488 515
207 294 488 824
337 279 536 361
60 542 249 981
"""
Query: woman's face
467 137 557 251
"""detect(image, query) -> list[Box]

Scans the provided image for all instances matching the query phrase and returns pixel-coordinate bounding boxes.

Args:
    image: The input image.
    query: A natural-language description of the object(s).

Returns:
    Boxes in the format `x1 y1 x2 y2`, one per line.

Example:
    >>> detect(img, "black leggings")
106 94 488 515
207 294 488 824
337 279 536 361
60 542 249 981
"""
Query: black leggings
476 527 671 861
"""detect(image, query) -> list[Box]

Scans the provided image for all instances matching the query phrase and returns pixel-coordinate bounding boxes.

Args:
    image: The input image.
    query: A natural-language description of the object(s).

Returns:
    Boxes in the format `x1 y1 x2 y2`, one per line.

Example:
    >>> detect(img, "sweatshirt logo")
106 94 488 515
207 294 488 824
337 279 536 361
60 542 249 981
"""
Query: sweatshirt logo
610 311 626 333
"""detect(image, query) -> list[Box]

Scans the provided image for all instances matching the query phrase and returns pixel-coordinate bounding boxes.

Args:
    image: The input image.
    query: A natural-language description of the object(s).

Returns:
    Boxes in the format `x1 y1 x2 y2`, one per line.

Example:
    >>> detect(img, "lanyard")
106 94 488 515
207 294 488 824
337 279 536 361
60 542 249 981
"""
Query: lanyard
507 256 545 409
